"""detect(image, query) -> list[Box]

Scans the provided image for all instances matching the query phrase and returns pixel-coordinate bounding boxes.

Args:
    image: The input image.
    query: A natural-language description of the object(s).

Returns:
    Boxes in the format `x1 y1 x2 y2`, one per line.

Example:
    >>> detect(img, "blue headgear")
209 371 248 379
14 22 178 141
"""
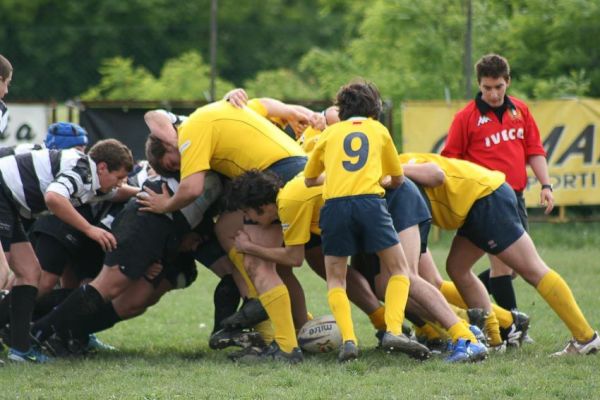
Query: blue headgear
45 122 89 150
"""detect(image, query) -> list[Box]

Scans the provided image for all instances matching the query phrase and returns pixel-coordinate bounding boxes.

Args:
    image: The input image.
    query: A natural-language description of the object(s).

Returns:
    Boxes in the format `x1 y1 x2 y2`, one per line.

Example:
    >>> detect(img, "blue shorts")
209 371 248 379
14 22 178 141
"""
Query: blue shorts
457 183 525 254
385 178 432 233
514 191 529 231
320 195 399 257
265 156 307 185
304 233 322 250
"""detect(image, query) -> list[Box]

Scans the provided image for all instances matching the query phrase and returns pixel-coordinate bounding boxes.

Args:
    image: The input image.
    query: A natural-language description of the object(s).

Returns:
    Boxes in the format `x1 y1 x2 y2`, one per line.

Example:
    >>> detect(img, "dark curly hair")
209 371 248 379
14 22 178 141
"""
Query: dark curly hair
476 54 510 83
335 79 382 121
225 169 283 213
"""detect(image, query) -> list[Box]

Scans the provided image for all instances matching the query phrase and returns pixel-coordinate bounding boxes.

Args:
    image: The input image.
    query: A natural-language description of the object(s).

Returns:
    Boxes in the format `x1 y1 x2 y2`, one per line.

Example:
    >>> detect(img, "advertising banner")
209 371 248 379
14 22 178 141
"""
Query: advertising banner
0 103 49 147
402 99 600 206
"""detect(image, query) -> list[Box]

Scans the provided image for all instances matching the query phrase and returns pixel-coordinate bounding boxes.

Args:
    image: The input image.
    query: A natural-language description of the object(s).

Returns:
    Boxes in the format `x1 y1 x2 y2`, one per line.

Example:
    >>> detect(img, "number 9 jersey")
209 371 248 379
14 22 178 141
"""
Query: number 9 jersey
304 117 403 200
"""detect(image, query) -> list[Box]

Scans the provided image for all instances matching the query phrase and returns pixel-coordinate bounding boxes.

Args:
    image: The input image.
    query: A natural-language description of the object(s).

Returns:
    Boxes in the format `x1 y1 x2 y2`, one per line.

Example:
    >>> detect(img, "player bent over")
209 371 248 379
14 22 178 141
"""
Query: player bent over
401 153 600 356
304 80 424 362
30 172 222 353
0 140 133 363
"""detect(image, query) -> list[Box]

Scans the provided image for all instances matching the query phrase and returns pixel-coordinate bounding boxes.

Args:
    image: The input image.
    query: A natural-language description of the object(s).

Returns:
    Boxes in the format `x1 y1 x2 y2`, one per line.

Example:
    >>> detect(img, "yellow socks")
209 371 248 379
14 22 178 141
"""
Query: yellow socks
328 287 357 344
368 306 386 331
384 275 410 335
227 248 258 298
536 269 595 342
493 304 514 329
439 280 468 309
259 284 298 353
485 311 503 346
448 321 477 343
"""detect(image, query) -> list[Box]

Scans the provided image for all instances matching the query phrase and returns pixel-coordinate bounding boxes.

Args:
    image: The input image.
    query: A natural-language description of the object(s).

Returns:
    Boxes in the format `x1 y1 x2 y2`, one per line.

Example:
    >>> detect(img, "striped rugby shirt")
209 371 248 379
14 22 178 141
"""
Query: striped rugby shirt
0 101 7 136
0 148 114 219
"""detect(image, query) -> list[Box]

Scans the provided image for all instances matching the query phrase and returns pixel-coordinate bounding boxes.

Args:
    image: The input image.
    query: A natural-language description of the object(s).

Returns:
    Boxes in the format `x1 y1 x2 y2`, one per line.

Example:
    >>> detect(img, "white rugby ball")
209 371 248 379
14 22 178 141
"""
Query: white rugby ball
297 315 342 353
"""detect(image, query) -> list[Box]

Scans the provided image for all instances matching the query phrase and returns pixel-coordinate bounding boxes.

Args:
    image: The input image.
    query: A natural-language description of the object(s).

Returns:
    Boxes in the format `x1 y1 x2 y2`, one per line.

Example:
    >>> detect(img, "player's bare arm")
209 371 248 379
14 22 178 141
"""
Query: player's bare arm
45 191 117 252
234 230 305 267
402 162 445 187
528 154 554 214
144 110 178 148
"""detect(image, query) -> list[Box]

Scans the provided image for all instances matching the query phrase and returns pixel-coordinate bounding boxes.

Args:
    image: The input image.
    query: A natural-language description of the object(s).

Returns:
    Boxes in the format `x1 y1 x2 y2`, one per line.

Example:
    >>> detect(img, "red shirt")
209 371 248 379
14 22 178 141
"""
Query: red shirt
441 95 546 191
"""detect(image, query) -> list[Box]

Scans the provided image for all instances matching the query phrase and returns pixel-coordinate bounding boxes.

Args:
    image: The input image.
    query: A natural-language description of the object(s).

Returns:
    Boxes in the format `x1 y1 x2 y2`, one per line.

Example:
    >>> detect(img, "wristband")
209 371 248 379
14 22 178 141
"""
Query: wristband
541 184 553 192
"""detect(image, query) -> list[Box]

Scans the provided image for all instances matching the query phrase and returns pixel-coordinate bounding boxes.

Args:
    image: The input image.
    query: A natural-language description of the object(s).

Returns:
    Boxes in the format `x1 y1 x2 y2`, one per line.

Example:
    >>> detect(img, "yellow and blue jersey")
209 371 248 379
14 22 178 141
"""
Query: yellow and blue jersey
398 153 505 229
177 101 304 179
304 118 402 200
277 174 324 246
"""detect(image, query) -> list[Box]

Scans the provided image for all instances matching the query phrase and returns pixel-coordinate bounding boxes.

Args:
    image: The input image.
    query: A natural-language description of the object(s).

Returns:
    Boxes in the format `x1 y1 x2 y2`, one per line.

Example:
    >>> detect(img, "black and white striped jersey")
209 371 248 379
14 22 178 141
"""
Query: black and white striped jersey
140 171 222 233
0 101 7 135
0 148 115 218
0 143 44 158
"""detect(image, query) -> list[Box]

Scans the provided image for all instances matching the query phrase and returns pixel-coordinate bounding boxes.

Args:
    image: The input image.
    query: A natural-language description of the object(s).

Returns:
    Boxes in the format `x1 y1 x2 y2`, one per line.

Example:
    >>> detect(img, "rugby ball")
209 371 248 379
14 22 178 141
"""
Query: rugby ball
297 315 342 353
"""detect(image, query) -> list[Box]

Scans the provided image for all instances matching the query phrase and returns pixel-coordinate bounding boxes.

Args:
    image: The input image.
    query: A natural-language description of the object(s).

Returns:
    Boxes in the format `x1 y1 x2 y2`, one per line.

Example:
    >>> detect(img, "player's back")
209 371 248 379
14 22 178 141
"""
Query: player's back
316 118 400 200
178 101 304 179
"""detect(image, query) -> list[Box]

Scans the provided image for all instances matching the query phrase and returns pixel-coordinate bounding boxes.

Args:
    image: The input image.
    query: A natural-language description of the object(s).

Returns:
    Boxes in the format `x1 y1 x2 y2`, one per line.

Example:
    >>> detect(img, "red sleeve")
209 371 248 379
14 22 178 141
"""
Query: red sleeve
521 105 546 157
441 112 467 159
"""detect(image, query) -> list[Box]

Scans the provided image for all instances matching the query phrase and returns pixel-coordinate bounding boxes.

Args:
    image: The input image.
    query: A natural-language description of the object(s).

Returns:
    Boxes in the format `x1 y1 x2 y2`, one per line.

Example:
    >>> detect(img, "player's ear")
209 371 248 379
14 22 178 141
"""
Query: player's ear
96 161 108 174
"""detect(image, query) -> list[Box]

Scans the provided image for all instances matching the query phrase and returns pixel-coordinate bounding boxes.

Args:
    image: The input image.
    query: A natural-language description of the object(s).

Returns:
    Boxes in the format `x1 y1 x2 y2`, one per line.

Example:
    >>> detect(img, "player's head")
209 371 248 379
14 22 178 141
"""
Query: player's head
45 122 89 151
89 139 134 193
145 135 180 177
335 80 382 121
0 54 13 99
476 54 510 83
227 169 282 225
475 54 511 108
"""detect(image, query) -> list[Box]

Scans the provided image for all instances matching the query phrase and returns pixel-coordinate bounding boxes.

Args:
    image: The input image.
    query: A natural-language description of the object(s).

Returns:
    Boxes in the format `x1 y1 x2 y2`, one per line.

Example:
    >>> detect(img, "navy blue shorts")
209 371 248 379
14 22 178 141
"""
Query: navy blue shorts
304 233 322 250
265 156 307 185
514 191 529 231
319 195 399 257
457 183 525 254
385 178 432 233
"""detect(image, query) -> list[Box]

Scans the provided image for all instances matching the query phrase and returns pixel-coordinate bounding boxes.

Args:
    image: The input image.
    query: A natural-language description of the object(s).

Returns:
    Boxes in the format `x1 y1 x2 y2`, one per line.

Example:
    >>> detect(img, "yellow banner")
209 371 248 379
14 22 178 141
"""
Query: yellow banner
401 98 600 206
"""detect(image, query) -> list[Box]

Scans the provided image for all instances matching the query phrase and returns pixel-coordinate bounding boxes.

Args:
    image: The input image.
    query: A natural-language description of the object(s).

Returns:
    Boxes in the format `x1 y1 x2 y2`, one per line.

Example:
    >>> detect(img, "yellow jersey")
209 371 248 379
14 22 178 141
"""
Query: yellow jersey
277 174 324 246
247 98 287 131
178 100 304 179
297 126 321 154
304 118 402 200
398 153 505 229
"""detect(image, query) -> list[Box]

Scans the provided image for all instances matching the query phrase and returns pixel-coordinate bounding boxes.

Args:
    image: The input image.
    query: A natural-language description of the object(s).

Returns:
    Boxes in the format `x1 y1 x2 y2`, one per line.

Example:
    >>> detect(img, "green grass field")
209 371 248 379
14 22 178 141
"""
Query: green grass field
2 223 600 399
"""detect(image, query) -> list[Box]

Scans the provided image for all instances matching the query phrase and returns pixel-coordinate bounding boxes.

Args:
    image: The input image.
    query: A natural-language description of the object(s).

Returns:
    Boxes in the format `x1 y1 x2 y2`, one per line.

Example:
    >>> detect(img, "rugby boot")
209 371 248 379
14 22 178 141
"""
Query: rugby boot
551 331 600 356
500 310 530 347
221 298 269 329
338 340 359 363
445 338 488 363
381 332 431 360
209 327 265 350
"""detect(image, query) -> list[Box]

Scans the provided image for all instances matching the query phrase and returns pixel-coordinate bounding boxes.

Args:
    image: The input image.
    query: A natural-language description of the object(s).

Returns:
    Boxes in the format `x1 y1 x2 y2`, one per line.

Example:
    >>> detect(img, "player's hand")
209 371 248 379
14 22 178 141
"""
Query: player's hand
137 183 171 214
234 230 252 253
309 111 327 131
540 187 555 214
85 226 117 252
144 262 163 280
224 88 248 108
287 109 310 136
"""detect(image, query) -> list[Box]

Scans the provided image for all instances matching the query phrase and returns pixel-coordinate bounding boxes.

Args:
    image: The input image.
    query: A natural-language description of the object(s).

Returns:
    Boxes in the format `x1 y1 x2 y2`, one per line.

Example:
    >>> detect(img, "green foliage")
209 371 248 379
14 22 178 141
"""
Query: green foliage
243 69 321 100
81 51 234 101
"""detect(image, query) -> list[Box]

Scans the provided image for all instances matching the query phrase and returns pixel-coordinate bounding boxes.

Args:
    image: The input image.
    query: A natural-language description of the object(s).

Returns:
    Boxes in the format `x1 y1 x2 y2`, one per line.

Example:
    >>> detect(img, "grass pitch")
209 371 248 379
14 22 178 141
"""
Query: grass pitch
2 222 600 399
